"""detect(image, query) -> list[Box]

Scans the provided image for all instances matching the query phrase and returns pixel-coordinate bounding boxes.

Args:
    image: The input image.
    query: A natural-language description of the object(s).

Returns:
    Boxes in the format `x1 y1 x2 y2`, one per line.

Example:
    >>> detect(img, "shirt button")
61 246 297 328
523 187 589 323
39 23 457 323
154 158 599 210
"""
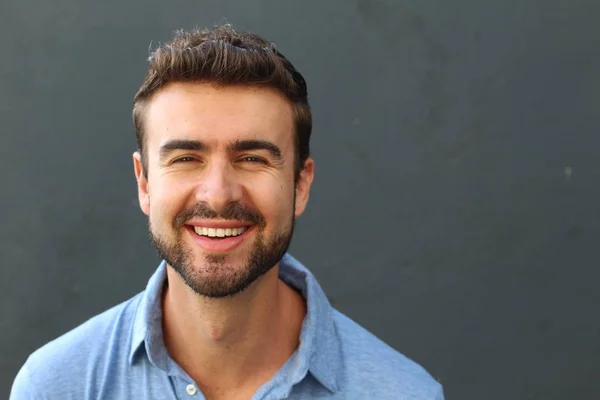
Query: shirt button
186 384 197 395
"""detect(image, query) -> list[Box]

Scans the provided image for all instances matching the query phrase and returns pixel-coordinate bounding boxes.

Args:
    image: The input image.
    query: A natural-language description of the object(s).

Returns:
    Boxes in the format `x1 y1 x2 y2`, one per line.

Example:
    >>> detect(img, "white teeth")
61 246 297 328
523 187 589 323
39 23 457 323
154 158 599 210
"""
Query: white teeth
232 228 245 236
193 226 247 237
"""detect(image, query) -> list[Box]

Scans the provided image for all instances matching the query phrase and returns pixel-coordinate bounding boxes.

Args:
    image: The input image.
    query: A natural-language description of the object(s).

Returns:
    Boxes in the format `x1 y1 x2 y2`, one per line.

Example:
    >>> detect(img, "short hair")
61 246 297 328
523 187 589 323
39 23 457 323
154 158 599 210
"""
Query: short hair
132 24 311 181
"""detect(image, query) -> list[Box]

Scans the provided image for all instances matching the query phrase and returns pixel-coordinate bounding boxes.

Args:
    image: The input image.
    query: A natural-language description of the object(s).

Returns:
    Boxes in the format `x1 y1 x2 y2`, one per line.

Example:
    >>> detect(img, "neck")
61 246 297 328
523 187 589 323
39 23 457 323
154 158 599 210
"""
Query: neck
162 264 306 398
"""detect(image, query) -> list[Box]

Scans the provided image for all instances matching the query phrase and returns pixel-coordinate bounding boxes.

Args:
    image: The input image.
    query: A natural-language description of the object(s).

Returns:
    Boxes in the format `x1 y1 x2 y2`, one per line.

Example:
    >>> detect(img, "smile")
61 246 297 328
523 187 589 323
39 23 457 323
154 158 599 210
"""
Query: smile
193 226 248 238
187 223 252 253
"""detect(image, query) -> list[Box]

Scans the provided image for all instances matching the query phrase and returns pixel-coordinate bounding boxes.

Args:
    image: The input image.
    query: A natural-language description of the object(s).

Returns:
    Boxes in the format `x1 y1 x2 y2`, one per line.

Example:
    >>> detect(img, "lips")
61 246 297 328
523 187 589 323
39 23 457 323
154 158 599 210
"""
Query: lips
185 223 253 253
193 226 247 238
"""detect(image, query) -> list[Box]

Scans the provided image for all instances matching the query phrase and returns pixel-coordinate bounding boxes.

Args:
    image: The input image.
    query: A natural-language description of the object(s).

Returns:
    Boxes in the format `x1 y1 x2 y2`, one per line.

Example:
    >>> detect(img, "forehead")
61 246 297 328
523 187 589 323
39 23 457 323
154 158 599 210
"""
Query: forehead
144 82 295 151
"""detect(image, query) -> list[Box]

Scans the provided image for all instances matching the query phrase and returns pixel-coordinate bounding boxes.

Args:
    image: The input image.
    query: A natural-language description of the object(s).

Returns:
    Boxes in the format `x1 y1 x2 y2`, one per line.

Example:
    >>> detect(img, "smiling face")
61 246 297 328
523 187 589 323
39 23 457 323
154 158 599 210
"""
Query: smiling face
133 82 314 298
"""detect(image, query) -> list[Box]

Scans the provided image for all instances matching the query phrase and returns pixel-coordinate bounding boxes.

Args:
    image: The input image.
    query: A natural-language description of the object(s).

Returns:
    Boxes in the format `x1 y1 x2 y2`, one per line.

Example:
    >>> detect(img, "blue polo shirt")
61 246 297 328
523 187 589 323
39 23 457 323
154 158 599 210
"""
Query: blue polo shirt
10 254 444 399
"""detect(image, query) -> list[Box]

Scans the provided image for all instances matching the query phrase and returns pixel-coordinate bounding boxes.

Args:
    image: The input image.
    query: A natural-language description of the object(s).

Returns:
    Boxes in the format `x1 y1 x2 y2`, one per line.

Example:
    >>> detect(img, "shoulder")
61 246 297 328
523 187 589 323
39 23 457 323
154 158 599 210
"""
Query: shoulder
26 292 143 368
10 293 143 400
332 309 444 399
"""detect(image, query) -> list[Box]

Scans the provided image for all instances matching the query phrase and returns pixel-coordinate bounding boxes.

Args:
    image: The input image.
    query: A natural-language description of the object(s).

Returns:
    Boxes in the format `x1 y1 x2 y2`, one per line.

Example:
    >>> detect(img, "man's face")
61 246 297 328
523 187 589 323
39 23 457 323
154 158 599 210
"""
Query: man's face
133 82 313 298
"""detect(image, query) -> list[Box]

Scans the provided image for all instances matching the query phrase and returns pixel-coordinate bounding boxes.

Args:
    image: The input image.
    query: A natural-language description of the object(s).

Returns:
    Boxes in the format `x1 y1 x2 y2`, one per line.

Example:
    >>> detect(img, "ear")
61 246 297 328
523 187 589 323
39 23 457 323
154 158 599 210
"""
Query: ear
133 152 150 216
294 157 314 218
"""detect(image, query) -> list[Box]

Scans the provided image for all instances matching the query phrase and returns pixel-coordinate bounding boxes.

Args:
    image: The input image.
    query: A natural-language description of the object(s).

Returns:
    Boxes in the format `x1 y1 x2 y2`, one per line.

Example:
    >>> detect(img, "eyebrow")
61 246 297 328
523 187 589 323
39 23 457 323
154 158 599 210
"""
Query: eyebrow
159 139 208 160
229 140 282 160
158 139 283 161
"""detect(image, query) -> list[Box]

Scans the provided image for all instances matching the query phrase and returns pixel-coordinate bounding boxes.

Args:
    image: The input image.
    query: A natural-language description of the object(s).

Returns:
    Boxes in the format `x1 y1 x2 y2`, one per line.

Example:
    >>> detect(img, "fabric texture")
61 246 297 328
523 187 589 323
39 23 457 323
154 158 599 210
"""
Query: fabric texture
10 253 444 400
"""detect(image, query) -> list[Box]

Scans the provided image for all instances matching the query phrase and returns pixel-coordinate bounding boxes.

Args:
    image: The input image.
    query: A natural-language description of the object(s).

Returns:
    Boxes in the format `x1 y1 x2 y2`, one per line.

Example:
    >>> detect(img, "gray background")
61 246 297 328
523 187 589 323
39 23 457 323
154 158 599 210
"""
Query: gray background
2 0 599 398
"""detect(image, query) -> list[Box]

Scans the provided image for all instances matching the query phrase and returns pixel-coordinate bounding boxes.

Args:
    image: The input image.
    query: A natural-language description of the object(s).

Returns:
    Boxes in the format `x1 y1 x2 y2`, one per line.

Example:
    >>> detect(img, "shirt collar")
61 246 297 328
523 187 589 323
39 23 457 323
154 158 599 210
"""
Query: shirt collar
277 253 341 392
128 253 341 392
129 260 168 369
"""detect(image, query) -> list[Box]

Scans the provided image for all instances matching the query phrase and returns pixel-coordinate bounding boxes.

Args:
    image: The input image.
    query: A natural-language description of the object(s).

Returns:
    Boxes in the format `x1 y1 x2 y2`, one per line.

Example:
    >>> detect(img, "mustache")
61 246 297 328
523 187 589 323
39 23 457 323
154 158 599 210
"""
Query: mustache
173 202 265 228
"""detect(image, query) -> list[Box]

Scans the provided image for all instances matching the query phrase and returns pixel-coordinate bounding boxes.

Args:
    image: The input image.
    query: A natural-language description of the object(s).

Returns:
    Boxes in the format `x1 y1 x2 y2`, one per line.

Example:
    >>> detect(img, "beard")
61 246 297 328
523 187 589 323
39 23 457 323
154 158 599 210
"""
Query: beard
148 201 295 298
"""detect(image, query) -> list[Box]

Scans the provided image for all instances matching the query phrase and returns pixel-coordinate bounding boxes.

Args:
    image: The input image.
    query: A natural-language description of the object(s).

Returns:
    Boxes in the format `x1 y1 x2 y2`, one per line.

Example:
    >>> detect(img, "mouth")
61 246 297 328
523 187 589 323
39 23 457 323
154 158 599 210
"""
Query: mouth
192 226 248 239
185 223 253 253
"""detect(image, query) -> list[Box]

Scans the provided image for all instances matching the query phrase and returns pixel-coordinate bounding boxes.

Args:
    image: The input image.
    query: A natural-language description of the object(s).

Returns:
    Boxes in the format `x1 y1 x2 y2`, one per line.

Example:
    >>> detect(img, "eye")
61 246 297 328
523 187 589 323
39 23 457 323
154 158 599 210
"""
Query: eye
172 156 196 163
240 156 267 164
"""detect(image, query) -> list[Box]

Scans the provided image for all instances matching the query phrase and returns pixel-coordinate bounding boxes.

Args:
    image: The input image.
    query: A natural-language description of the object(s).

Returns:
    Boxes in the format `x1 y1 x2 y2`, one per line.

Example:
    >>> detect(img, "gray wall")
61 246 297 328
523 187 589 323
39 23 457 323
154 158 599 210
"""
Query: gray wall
2 0 600 398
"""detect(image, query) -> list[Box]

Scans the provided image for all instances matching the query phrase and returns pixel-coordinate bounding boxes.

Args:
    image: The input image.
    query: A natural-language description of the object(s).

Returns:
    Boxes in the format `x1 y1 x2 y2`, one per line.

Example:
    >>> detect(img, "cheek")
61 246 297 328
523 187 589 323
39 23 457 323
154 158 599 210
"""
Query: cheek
148 177 193 223
249 180 295 223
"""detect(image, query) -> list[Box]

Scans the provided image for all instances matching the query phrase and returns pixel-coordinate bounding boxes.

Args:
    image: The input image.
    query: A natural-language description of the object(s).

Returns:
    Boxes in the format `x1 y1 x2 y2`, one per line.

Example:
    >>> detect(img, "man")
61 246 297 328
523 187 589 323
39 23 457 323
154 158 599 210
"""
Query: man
10 24 444 400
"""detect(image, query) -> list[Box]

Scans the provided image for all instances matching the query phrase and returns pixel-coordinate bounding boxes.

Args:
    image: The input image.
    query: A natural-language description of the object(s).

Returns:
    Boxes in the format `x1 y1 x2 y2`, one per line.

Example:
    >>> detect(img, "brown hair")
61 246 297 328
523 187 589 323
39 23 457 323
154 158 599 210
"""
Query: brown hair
133 24 311 181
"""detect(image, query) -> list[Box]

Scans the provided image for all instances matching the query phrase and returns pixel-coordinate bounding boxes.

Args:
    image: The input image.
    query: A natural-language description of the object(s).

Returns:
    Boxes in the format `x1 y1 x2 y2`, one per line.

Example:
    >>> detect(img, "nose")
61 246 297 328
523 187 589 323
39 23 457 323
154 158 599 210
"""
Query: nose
195 160 243 214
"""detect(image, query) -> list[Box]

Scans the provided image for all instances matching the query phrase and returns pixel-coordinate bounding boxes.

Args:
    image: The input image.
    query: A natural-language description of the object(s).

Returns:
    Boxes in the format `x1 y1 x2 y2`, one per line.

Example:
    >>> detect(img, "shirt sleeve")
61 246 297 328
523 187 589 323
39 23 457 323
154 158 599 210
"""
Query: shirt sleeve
10 362 41 400
434 383 445 400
